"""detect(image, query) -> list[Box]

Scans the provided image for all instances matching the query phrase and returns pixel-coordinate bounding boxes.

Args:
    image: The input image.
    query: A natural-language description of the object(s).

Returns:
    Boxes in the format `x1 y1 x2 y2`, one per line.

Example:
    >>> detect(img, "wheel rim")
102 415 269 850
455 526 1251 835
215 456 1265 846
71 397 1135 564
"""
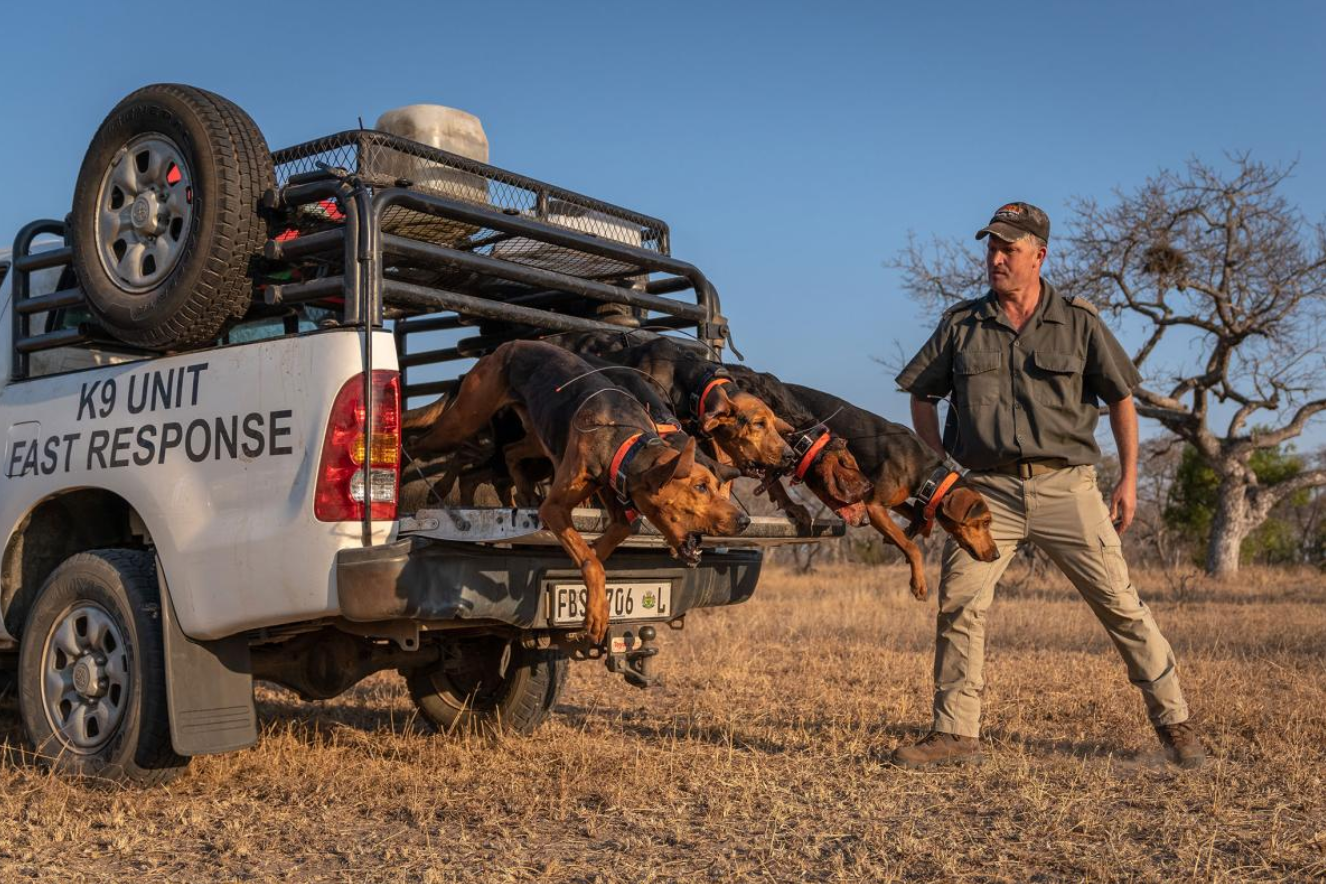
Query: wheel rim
39 602 131 754
94 133 194 292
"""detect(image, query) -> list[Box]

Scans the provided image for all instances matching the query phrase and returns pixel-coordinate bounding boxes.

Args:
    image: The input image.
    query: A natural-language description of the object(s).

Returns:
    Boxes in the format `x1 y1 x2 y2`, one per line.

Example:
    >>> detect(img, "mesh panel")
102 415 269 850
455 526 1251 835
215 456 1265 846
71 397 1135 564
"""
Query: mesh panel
272 131 669 280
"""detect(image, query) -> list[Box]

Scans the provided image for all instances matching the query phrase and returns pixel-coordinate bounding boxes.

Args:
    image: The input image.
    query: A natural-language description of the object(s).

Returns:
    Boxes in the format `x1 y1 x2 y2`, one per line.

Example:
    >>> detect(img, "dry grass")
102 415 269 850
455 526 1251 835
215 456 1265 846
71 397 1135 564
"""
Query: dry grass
0 563 1323 882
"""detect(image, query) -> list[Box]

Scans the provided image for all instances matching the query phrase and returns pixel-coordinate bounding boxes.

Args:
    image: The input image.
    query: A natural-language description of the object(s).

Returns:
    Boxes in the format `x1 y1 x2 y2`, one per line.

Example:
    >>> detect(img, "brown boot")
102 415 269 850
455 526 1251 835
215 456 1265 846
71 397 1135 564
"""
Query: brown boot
1155 720 1206 769
892 731 984 769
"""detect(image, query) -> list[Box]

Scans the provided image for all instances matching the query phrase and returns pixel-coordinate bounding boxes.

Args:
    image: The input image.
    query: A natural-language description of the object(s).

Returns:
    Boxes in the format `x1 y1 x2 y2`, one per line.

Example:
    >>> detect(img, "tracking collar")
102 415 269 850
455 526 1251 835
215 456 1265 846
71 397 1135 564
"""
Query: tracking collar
652 414 683 438
688 364 734 430
790 424 833 484
608 432 651 523
905 465 962 539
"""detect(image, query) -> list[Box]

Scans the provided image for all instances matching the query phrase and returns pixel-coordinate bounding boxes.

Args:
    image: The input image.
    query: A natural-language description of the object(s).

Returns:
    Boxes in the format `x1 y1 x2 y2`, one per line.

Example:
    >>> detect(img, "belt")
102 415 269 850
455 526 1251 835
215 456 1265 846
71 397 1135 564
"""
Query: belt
986 458 1071 479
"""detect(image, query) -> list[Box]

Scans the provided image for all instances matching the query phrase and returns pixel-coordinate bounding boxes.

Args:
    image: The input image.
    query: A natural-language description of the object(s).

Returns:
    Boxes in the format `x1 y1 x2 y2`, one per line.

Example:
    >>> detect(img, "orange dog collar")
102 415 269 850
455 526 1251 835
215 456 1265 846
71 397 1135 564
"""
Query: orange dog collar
608 432 647 522
792 426 833 482
910 467 961 538
695 377 732 423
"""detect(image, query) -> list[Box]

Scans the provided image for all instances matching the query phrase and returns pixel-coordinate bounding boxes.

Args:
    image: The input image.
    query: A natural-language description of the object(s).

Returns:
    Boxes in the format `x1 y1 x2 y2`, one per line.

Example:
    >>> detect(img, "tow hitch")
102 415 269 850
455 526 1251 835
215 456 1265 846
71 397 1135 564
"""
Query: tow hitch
554 623 665 688
604 625 659 689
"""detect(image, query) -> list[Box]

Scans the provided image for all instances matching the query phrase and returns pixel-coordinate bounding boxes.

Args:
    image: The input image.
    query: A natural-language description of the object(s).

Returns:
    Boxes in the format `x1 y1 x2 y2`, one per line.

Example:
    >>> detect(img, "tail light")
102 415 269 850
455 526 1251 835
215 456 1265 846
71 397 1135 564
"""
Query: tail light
314 370 400 522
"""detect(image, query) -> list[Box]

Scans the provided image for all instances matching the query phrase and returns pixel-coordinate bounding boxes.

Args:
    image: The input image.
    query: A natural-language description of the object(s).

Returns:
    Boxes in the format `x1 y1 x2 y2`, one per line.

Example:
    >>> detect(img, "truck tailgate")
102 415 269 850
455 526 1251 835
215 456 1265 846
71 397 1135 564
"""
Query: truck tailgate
335 539 763 628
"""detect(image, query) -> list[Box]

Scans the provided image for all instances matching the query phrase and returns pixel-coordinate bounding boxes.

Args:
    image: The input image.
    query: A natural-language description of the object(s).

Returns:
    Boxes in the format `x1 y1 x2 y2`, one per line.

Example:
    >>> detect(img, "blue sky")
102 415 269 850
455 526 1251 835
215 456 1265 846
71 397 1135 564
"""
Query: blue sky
4 0 1324 451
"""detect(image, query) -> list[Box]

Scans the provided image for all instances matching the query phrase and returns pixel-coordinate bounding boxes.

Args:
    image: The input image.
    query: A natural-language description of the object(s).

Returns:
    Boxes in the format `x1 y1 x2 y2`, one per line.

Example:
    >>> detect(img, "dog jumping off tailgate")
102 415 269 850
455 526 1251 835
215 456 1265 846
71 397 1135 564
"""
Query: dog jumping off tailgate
576 336 797 480
403 340 751 641
401 351 744 508
727 365 1001 602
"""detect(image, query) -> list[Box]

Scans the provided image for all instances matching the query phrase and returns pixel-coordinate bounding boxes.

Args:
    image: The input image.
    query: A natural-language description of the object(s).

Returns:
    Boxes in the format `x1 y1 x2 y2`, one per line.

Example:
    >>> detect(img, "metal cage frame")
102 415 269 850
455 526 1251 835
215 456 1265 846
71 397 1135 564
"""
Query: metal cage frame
9 129 731 545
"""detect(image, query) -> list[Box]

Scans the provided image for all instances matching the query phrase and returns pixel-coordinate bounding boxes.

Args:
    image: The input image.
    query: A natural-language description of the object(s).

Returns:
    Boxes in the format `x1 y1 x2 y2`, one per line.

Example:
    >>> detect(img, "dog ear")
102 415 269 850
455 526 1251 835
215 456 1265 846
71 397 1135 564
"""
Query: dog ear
940 487 984 523
639 438 697 494
638 446 682 495
674 436 697 479
822 456 852 503
774 416 795 436
824 451 870 504
699 387 734 435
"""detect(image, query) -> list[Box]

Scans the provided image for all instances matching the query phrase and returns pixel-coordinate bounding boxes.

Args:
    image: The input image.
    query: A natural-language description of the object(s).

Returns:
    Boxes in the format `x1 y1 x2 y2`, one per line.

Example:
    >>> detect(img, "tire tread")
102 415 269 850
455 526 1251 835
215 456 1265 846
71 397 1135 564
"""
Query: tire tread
69 84 274 350
17 548 188 786
406 644 568 736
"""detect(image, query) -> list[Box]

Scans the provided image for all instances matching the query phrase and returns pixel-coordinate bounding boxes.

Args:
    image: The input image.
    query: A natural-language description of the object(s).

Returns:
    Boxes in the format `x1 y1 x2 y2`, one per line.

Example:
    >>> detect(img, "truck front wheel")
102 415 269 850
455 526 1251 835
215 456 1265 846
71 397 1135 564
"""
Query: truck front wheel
404 637 567 736
17 550 187 785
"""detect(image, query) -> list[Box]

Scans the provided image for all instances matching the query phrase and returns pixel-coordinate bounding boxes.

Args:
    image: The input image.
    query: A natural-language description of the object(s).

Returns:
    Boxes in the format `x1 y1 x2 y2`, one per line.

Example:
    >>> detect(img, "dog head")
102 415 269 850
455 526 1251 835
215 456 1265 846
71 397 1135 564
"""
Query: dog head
935 483 999 561
799 437 874 521
629 437 751 566
662 432 742 483
700 388 795 475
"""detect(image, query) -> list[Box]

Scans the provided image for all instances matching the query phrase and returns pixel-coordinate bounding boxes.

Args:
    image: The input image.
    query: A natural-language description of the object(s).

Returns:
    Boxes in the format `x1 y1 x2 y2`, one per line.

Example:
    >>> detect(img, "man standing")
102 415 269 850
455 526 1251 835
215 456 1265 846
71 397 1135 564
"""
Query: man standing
892 202 1205 769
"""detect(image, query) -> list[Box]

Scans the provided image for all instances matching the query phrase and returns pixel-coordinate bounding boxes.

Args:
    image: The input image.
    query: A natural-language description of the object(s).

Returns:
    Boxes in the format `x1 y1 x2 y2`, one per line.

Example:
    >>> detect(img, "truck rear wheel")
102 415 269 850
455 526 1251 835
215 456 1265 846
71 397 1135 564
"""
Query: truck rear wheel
69 83 274 350
17 550 188 785
404 637 567 736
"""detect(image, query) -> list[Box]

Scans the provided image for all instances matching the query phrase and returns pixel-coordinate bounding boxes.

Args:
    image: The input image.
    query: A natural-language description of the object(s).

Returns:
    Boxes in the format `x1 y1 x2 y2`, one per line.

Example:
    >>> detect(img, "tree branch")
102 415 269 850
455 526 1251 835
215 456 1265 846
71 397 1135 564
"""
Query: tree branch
1241 399 1326 451
1247 468 1326 522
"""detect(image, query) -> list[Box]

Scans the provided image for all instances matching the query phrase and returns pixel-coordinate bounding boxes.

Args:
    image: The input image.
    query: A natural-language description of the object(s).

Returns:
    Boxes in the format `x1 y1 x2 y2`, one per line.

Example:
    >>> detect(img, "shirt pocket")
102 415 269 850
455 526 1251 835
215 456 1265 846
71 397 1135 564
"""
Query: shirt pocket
953 350 1003 406
1030 349 1086 408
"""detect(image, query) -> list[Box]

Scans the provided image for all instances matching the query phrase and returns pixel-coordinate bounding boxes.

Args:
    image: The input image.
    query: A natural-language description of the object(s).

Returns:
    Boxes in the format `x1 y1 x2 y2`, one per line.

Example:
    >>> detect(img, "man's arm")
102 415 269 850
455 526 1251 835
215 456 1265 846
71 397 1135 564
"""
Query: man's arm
910 396 945 458
1107 395 1138 534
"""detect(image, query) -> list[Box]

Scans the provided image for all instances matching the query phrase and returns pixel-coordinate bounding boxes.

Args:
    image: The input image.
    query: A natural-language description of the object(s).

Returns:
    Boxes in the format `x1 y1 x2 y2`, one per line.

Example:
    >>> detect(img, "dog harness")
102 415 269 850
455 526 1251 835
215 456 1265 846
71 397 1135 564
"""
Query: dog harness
790 424 833 484
905 465 962 539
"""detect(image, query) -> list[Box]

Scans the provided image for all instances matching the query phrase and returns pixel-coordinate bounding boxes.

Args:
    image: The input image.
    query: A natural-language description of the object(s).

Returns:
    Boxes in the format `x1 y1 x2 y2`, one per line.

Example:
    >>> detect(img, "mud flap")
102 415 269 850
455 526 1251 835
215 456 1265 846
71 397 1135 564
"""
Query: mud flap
158 561 257 755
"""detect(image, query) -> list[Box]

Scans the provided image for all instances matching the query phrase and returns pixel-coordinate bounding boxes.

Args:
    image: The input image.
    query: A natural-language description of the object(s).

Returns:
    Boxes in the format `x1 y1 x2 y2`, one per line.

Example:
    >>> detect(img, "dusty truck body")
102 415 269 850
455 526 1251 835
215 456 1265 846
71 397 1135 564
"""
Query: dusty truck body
0 85 838 784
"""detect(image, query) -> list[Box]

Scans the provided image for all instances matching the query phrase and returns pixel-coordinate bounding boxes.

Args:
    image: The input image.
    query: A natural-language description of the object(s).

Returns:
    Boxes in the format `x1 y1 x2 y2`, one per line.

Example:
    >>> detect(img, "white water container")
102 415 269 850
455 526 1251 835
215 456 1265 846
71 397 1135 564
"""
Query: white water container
367 104 490 244
492 200 644 278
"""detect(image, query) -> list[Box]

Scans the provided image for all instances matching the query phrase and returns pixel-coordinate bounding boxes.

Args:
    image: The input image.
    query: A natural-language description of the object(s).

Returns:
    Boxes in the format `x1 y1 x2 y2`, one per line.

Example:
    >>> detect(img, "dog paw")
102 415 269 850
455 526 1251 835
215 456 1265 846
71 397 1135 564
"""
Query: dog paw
910 582 928 602
585 608 609 645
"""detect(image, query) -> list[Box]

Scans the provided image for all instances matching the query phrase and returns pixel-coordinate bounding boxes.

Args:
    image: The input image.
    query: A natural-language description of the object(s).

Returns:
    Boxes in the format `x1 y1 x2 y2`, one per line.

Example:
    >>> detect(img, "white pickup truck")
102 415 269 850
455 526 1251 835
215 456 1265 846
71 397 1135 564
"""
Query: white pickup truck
0 84 837 784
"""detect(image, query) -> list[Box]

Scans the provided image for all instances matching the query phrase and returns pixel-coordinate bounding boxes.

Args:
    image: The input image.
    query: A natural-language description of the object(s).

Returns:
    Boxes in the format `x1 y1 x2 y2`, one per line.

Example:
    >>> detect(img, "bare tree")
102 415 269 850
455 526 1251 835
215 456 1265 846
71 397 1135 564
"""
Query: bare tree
1131 437 1193 573
892 154 1326 578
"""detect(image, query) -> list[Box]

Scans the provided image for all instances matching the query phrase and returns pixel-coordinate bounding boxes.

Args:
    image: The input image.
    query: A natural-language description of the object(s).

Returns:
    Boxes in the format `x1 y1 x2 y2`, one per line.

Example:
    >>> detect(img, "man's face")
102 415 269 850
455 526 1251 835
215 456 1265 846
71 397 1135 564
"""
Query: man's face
986 235 1045 294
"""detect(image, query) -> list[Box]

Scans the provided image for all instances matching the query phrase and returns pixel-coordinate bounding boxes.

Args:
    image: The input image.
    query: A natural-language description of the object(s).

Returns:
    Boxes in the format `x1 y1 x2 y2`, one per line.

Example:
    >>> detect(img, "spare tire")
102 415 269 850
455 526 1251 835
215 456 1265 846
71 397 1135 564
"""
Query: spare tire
69 84 274 350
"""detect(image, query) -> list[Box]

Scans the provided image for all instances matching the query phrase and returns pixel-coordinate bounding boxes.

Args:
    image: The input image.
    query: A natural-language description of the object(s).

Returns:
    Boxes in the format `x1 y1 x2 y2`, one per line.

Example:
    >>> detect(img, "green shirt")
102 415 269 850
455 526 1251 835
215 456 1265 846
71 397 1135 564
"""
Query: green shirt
895 279 1141 472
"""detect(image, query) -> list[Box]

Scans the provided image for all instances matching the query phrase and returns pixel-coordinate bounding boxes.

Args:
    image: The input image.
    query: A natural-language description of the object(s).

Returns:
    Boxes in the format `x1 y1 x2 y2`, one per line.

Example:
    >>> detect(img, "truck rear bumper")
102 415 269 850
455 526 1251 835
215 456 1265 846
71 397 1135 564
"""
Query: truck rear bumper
335 538 761 628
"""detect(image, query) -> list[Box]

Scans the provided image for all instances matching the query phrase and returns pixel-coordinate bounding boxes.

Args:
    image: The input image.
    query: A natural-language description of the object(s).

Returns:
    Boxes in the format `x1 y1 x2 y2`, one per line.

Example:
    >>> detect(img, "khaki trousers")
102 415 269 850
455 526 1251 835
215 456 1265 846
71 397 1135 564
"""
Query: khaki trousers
932 465 1189 738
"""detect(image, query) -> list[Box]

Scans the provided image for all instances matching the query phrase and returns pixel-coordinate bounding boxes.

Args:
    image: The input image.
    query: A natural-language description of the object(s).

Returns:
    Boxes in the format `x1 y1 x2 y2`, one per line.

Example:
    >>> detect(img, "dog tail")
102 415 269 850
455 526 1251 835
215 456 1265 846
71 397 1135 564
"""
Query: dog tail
401 394 451 432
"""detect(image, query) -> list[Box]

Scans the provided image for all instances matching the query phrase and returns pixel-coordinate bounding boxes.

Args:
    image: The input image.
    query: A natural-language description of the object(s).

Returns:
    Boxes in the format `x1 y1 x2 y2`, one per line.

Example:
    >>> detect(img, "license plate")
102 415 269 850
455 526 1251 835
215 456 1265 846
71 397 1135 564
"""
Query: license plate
545 580 673 626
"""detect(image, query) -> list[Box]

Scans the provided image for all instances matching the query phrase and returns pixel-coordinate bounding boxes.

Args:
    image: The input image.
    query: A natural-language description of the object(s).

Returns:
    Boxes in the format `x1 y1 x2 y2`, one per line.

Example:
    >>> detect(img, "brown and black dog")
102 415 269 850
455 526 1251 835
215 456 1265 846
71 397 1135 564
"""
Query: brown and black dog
577 336 796 479
726 366 1000 601
404 340 750 641
401 353 744 508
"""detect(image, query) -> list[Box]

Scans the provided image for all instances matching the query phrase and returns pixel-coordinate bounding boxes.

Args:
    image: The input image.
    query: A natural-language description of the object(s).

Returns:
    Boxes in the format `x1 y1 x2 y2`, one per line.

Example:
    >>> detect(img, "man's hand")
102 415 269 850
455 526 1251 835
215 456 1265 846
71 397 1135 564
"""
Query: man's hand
1109 479 1136 534
1106 395 1139 534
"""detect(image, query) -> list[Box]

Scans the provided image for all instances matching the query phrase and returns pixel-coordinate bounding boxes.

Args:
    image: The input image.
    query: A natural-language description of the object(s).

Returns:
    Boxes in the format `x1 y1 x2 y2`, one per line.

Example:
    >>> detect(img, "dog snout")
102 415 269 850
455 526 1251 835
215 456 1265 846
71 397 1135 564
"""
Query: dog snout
736 512 751 532
990 546 1001 561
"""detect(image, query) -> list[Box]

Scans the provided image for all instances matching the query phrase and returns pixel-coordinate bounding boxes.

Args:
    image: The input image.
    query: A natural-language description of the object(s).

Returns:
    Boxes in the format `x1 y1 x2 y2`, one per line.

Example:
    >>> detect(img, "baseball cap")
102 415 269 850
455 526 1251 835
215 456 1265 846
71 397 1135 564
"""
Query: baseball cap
975 202 1050 243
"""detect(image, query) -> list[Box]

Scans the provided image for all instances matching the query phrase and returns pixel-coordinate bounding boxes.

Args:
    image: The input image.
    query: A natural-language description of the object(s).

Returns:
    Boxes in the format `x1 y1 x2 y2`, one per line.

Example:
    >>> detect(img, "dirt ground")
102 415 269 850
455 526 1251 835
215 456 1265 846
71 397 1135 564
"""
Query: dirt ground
0 562 1322 883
